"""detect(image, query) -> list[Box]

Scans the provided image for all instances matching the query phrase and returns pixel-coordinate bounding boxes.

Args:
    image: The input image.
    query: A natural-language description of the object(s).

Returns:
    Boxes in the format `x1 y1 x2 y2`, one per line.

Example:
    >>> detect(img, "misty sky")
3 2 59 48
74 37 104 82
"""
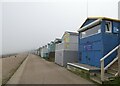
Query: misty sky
1 0 120 55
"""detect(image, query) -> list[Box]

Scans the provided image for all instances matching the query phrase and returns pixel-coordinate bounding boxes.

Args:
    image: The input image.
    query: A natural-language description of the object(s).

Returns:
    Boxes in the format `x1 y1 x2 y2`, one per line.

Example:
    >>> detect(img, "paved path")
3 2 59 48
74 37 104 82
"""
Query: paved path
7 54 94 84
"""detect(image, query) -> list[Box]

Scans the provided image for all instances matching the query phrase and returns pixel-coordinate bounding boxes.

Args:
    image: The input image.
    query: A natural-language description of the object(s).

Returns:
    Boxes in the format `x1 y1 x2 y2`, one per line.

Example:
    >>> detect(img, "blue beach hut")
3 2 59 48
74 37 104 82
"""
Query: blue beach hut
78 17 120 67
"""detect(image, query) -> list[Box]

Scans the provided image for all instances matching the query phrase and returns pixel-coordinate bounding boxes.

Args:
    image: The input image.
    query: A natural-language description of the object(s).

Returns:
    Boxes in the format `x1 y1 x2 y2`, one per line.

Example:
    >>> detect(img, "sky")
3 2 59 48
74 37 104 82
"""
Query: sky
118 1 120 19
1 0 120 55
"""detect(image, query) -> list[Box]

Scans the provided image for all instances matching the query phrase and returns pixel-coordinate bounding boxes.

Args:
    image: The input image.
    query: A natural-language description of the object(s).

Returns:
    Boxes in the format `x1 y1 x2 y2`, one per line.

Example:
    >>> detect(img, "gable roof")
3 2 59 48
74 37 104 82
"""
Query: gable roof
63 31 78 37
54 38 62 43
80 17 120 28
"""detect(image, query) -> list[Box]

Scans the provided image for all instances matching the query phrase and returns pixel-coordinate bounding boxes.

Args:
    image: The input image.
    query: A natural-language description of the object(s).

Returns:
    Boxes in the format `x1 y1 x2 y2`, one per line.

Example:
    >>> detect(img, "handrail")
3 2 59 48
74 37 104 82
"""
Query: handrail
100 45 119 61
104 56 118 70
100 45 120 81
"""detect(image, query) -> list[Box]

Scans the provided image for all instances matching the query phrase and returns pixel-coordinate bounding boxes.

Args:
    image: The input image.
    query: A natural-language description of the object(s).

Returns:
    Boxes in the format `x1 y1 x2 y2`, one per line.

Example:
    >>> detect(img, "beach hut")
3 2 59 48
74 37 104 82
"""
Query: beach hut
36 48 40 55
48 41 55 53
34 50 38 55
47 39 62 61
41 45 49 58
67 17 120 83
77 17 120 67
55 31 78 67
40 46 44 57
38 47 42 56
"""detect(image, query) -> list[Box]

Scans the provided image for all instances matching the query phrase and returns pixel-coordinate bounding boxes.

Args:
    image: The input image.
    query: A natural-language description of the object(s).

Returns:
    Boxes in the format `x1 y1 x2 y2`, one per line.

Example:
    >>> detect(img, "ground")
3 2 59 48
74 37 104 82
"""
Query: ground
6 54 94 84
2 53 28 85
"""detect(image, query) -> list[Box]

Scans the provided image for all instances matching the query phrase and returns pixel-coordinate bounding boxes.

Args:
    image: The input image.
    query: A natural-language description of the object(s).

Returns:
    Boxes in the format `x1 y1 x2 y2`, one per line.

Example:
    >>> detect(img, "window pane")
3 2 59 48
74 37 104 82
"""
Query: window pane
81 25 101 38
105 21 112 33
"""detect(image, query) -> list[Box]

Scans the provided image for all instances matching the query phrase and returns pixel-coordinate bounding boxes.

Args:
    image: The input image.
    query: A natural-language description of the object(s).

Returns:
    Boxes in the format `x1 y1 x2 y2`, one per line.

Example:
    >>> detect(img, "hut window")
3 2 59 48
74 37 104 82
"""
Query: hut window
105 21 112 33
81 24 101 38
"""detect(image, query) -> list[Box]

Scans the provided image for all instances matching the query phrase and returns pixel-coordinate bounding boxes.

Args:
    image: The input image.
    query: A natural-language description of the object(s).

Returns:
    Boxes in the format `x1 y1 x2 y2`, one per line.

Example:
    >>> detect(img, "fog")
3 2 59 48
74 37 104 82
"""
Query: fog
1 0 120 55
0 2 2 56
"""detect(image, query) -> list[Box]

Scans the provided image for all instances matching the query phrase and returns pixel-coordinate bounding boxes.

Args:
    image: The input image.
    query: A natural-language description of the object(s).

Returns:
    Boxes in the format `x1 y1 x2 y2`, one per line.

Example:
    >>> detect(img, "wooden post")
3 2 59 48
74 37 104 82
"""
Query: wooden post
101 60 104 81
118 45 120 76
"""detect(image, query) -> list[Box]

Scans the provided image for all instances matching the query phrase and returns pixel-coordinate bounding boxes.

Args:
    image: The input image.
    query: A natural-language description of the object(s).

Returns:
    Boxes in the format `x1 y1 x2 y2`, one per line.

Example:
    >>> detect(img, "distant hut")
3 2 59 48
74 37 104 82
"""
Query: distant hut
34 50 38 55
55 31 78 67
37 48 39 55
38 47 42 56
41 46 44 57
41 45 49 58
47 39 62 61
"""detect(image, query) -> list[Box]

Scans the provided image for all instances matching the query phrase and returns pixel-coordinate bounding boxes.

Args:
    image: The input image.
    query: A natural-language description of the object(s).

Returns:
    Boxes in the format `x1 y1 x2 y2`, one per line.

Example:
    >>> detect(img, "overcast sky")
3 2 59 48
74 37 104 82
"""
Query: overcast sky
1 0 120 55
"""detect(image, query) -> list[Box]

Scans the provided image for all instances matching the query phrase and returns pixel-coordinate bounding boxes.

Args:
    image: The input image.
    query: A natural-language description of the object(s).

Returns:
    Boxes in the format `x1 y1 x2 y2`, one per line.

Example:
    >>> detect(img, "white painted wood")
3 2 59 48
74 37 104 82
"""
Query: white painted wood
78 19 102 32
100 45 119 61
101 60 104 81
104 57 118 70
67 63 90 71
118 45 120 76
100 45 119 81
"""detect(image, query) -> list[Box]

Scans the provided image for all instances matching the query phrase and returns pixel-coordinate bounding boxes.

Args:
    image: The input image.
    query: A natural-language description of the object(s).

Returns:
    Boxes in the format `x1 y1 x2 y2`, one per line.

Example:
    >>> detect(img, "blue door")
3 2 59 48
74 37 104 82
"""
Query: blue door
84 42 92 65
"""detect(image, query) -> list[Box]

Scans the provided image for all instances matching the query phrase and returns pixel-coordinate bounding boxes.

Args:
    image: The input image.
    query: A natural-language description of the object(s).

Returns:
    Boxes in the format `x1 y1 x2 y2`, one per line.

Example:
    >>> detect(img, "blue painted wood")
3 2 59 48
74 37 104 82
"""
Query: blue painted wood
78 18 120 67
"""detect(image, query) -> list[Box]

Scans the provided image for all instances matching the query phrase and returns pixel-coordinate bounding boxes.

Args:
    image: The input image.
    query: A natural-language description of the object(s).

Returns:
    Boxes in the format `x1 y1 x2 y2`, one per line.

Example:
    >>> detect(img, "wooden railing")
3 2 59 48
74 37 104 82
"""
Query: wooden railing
100 45 120 81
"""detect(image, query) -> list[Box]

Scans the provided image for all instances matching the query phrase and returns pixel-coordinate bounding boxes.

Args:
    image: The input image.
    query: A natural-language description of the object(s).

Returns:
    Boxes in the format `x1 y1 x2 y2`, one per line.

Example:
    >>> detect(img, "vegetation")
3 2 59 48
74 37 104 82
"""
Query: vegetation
102 77 120 85
68 66 90 79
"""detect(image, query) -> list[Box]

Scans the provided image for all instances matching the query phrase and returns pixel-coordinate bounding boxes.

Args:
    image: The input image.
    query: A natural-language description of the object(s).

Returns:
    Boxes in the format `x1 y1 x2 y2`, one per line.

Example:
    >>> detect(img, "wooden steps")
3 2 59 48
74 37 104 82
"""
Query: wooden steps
106 60 118 77
67 60 118 84
90 76 102 84
91 60 118 84
67 63 100 72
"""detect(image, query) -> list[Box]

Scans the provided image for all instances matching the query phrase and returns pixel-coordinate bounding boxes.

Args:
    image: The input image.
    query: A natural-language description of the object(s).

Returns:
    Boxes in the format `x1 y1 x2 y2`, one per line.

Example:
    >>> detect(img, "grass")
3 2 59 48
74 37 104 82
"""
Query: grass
2 56 28 86
67 65 90 79
70 68 120 85
102 77 120 85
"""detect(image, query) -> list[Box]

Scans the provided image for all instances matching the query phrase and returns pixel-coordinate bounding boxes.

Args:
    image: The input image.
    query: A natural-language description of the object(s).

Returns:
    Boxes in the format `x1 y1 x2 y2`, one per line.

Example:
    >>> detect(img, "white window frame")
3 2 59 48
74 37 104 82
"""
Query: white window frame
105 21 112 33
80 24 101 39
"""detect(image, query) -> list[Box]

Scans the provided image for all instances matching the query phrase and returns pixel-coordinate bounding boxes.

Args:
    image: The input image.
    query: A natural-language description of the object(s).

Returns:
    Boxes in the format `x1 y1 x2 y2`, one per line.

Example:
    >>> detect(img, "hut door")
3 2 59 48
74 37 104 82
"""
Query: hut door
85 43 93 65
86 51 91 65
